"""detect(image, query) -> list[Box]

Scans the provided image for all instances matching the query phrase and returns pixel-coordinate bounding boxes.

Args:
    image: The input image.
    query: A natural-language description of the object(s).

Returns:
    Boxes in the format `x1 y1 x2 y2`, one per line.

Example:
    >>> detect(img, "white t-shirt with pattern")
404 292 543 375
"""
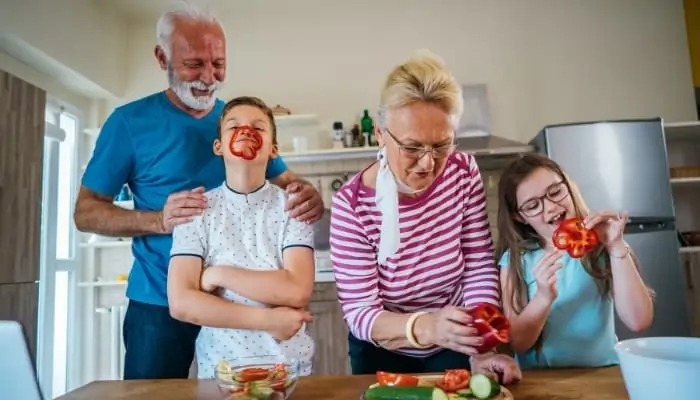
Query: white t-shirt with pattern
170 181 315 379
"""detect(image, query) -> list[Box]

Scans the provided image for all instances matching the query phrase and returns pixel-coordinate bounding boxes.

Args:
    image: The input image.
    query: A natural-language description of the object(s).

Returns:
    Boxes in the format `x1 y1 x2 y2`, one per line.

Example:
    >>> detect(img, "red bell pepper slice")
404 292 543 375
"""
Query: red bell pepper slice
229 125 263 160
237 367 270 382
467 303 510 353
552 217 599 259
376 371 419 387
435 369 471 392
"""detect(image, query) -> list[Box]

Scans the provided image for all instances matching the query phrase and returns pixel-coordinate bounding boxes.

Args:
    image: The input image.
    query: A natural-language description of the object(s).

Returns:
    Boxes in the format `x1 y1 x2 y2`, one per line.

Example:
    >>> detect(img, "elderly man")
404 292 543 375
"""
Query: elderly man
74 3 323 380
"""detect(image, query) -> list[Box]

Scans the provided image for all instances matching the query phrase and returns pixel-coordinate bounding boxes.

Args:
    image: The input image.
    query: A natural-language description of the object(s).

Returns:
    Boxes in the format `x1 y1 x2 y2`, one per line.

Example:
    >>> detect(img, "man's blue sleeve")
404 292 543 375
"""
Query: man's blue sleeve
265 155 288 180
81 110 134 197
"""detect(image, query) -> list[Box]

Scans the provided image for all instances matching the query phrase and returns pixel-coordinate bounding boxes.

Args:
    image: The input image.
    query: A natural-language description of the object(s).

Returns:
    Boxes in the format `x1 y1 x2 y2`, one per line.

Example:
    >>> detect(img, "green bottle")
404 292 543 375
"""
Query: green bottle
360 109 374 147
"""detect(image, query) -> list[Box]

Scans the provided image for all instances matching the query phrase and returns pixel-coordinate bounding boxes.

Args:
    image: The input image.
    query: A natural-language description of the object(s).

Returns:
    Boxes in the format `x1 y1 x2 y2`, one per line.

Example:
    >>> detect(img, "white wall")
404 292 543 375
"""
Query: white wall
118 0 697 142
0 0 128 98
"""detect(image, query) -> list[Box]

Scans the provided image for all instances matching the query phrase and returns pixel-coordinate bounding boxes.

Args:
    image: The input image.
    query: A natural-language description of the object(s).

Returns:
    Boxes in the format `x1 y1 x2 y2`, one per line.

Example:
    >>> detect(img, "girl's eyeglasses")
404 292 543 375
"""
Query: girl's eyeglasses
517 181 570 217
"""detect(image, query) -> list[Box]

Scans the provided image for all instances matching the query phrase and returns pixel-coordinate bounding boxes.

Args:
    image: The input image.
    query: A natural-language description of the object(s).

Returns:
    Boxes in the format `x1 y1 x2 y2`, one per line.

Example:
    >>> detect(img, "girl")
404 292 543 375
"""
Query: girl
496 153 654 369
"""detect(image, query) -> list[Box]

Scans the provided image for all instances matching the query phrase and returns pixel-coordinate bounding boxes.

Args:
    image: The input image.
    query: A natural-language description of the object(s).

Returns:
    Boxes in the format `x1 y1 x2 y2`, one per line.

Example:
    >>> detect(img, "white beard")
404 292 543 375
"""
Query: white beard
167 65 223 111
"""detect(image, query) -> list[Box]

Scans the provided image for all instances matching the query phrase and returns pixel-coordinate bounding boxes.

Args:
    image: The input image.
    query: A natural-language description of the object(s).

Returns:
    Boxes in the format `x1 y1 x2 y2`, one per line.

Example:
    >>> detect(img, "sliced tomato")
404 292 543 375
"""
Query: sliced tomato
435 369 471 392
269 380 286 391
376 371 419 387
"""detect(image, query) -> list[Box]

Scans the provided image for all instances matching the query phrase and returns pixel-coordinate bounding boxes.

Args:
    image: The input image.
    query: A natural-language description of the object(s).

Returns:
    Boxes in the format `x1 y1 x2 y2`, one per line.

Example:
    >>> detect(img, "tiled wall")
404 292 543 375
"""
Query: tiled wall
289 159 503 242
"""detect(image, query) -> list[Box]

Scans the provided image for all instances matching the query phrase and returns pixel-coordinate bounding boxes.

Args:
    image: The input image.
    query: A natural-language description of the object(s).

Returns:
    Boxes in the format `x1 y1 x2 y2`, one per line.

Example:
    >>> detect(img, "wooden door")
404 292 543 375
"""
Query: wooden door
0 69 46 359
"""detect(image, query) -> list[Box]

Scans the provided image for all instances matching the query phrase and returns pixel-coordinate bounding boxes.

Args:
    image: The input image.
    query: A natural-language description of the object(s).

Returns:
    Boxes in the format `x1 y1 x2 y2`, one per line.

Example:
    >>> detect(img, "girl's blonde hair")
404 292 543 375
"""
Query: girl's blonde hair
377 49 463 128
495 153 652 357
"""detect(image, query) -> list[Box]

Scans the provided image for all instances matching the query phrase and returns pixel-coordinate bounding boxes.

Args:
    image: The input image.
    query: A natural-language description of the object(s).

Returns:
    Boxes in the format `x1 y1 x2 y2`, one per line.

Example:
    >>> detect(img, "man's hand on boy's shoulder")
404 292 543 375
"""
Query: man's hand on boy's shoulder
160 186 208 233
285 180 324 224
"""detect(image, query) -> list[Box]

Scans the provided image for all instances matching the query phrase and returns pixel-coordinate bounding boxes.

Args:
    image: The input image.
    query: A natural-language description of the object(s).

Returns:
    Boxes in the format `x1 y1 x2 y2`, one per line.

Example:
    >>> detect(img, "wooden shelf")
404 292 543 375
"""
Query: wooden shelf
671 177 700 185
680 246 700 254
79 240 132 249
664 121 700 141
279 146 379 163
274 114 318 125
77 280 127 288
83 128 100 137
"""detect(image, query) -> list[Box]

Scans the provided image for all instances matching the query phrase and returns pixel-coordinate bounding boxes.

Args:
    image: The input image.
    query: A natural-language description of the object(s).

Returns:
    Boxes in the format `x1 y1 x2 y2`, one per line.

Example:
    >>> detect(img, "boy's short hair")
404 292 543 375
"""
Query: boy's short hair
218 96 278 145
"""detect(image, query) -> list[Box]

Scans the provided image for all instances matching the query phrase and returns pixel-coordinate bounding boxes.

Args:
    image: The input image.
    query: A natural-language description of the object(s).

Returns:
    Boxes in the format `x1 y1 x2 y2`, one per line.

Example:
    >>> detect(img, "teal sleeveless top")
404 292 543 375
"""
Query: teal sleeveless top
499 249 618 369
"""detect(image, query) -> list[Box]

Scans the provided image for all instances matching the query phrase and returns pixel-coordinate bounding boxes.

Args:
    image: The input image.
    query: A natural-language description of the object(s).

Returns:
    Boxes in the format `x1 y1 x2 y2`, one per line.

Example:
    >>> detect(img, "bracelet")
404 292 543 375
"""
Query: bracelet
405 312 432 349
609 244 631 259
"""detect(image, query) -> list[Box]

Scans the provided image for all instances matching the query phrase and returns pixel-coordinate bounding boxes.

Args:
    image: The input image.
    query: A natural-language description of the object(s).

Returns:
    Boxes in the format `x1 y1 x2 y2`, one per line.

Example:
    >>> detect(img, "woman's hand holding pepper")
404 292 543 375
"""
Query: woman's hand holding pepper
414 306 483 355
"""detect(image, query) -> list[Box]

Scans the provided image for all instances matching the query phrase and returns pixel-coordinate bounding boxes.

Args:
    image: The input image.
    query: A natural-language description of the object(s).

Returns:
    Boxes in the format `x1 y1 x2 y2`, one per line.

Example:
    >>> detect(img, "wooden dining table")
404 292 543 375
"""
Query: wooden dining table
57 366 629 399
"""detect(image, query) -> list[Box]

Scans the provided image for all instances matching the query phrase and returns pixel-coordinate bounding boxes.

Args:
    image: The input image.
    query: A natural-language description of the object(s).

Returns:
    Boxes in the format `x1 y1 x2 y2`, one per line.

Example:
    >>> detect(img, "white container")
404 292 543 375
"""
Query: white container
615 337 700 400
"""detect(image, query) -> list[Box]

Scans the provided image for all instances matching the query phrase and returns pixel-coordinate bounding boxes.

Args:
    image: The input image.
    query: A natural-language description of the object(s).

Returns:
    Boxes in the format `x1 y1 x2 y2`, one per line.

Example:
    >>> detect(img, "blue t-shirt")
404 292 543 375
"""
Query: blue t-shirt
498 248 618 369
81 91 288 307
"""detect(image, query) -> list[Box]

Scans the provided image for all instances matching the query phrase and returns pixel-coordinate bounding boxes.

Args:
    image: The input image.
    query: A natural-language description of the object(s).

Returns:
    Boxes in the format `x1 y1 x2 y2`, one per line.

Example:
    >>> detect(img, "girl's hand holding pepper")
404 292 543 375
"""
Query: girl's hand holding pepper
583 210 629 253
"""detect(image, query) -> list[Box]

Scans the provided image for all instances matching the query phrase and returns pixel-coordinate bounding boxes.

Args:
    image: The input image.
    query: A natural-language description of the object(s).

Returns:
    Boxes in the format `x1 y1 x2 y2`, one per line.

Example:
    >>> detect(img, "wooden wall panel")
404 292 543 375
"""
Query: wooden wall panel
0 69 45 284
0 69 46 360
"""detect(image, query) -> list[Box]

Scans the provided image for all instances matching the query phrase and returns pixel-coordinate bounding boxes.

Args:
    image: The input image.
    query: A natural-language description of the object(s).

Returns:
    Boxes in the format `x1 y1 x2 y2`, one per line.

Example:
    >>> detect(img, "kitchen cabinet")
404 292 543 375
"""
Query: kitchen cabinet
308 282 351 376
666 122 700 337
681 252 700 336
0 70 45 360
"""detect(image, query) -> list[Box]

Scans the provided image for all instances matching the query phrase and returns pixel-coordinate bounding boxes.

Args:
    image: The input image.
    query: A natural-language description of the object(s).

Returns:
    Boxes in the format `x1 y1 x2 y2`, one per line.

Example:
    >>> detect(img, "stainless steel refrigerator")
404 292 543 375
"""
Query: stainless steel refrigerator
531 118 691 340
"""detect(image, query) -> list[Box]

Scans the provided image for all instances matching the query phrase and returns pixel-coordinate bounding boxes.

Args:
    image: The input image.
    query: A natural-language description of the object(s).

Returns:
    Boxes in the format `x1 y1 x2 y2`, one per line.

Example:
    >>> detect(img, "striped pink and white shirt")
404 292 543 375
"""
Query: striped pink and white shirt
330 151 500 357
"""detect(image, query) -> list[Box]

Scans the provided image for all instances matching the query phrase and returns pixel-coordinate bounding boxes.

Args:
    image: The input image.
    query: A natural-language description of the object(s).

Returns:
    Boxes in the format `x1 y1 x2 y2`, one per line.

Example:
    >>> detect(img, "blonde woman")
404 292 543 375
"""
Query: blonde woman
495 153 654 369
330 51 521 382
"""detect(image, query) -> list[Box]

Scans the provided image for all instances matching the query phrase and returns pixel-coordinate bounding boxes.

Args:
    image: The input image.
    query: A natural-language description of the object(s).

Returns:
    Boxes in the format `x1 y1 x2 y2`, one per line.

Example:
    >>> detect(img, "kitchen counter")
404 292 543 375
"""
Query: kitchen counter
57 366 629 399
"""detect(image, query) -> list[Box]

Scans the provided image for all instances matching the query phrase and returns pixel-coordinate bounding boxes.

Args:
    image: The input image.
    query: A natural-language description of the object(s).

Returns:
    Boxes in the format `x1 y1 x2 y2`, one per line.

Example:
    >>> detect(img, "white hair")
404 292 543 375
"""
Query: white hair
156 1 223 60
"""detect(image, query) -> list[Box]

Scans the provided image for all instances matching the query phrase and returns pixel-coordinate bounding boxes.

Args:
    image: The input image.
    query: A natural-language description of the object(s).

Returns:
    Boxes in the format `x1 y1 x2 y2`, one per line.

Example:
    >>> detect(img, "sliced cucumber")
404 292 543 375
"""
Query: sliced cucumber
468 374 501 400
364 386 448 400
456 388 476 398
249 385 275 399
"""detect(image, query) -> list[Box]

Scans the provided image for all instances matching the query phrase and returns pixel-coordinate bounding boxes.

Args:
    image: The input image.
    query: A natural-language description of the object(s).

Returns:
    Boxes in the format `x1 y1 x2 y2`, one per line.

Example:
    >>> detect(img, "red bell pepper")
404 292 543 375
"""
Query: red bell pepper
467 303 510 353
435 369 471 392
237 367 270 382
376 371 419 387
229 125 263 160
552 217 599 258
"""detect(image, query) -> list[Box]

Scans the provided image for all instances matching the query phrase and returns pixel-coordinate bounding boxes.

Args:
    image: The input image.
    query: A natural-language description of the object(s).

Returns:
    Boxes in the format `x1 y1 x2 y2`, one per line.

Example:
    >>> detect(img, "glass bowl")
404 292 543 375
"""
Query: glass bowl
214 355 300 399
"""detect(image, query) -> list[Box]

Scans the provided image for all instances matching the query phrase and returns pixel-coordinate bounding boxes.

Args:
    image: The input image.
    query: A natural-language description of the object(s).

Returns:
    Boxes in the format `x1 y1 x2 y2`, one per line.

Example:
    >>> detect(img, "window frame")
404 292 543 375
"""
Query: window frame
46 95 83 265
43 95 84 396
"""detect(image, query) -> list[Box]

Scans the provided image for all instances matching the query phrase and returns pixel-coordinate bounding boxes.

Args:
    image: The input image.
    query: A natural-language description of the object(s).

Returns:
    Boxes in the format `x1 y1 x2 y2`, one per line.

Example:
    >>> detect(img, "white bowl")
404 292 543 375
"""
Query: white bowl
615 337 700 400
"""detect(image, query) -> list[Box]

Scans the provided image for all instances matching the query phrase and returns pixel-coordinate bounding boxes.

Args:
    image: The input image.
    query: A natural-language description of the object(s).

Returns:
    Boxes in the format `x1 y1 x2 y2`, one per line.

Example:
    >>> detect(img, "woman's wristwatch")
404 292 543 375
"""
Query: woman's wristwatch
406 312 432 349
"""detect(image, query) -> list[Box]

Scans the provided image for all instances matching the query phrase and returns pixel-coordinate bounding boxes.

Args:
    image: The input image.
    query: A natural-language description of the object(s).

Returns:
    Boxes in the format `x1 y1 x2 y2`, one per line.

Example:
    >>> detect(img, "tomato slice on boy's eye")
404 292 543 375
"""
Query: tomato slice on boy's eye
552 217 599 258
376 371 419 387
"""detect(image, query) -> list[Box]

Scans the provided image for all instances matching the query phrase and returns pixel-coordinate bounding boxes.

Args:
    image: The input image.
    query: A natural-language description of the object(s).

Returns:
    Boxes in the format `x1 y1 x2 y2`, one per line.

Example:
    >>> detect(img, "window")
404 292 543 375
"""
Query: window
52 270 70 397
40 100 81 398
57 112 78 260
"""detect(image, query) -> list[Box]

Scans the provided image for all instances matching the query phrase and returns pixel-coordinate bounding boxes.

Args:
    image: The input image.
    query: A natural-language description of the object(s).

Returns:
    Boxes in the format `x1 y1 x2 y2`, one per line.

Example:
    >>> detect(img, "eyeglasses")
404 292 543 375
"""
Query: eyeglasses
383 128 456 160
517 181 570 217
